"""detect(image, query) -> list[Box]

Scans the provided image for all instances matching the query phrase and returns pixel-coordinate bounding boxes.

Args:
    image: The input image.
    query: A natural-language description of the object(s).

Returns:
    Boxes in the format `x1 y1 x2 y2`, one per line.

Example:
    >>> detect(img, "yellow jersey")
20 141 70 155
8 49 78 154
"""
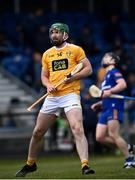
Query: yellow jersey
42 43 86 96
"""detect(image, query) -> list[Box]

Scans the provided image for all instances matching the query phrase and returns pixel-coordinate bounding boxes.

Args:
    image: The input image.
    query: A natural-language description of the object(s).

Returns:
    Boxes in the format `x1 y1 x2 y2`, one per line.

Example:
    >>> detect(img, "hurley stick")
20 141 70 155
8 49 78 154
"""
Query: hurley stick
27 63 83 111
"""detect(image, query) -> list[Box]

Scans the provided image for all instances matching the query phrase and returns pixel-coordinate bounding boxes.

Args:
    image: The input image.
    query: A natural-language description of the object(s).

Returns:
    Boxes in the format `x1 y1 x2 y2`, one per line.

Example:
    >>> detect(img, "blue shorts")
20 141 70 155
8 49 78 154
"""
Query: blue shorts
98 108 123 125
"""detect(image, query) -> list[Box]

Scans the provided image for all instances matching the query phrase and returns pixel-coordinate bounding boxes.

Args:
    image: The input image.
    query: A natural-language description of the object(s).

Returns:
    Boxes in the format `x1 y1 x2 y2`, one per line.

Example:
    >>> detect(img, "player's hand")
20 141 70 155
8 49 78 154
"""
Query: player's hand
63 75 74 83
47 84 56 93
102 89 111 98
91 102 102 111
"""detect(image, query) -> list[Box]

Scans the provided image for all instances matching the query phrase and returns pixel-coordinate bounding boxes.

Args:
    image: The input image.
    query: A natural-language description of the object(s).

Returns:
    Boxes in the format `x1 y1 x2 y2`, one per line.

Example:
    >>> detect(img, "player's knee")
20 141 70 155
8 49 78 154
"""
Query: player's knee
112 135 119 141
32 129 43 139
72 125 84 138
108 131 117 140
96 135 104 143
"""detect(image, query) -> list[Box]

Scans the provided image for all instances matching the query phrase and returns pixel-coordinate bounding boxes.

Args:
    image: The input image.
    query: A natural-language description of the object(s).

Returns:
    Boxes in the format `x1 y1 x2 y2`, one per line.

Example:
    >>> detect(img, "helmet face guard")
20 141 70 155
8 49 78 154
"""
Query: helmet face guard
101 52 120 68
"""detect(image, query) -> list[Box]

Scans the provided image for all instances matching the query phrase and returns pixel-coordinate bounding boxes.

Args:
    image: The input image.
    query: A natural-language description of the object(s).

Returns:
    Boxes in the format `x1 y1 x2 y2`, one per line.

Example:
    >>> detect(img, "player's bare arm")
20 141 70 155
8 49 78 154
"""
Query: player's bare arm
102 78 127 98
111 78 127 93
41 68 56 93
76 57 92 78
64 58 92 83
91 101 102 111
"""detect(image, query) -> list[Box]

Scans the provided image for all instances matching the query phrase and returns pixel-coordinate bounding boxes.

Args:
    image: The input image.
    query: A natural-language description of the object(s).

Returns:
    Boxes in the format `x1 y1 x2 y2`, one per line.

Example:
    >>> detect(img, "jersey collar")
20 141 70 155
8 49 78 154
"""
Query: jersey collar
54 42 68 50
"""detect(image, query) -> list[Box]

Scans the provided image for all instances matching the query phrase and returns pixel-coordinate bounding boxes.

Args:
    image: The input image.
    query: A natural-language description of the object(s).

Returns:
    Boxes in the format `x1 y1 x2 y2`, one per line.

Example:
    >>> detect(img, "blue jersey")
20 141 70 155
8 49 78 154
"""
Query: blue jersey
101 68 124 111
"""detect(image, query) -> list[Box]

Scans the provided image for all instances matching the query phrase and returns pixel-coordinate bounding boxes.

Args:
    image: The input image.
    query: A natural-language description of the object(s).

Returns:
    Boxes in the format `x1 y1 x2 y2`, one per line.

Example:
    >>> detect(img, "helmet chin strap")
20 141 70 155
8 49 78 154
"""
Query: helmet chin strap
102 63 115 68
63 32 68 41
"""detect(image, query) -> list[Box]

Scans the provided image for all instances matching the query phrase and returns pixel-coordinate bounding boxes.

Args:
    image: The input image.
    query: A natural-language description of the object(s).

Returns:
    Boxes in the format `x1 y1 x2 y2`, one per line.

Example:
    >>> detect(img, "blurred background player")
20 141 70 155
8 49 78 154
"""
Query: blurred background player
15 22 95 177
91 52 135 168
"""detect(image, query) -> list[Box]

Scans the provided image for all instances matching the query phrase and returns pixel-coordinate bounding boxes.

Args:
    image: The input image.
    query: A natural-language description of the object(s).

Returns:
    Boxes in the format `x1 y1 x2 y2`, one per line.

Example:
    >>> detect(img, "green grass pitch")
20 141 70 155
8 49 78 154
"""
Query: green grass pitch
0 153 135 179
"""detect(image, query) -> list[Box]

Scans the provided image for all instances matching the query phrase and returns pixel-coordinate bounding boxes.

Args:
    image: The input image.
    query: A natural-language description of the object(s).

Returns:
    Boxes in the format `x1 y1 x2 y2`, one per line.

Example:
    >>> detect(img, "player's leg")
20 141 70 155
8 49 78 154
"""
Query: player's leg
15 112 56 177
96 123 115 144
96 111 115 144
128 144 135 155
15 96 60 177
66 108 88 161
28 112 56 161
108 120 129 157
98 109 135 156
107 119 135 168
65 107 95 174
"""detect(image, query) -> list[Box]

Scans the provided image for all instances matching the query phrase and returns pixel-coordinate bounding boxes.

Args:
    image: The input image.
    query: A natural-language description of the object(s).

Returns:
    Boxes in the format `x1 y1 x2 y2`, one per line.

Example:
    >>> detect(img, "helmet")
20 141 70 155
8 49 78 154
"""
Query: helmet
49 23 69 34
101 52 120 68
49 23 69 46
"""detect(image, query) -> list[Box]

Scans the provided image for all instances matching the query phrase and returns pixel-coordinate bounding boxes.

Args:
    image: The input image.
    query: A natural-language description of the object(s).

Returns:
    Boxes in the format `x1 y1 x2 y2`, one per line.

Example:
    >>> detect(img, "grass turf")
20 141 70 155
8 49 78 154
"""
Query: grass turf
0 153 135 179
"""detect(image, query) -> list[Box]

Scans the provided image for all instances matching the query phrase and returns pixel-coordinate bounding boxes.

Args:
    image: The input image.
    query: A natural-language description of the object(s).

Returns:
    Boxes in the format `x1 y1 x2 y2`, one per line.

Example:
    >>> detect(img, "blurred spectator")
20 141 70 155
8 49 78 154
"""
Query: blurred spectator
32 51 42 92
104 14 124 44
0 30 13 62
2 51 31 82
33 24 50 52
2 98 19 128
77 25 100 56
127 41 135 71
96 67 106 87
126 72 135 128
113 46 132 77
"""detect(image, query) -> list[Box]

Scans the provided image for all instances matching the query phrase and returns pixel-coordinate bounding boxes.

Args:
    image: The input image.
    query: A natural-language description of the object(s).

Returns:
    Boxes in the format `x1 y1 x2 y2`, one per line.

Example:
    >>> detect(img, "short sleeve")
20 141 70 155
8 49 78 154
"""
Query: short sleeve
75 46 86 63
113 70 123 81
42 52 48 70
